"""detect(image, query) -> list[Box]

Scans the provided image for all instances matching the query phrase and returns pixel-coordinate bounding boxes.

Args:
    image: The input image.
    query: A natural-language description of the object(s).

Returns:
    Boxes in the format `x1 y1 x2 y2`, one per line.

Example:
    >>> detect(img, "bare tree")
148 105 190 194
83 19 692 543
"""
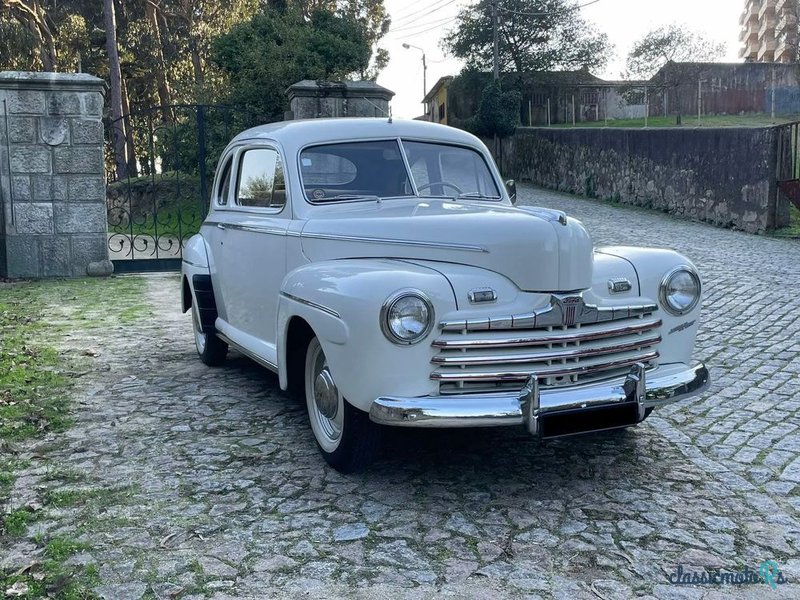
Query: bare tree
626 24 724 124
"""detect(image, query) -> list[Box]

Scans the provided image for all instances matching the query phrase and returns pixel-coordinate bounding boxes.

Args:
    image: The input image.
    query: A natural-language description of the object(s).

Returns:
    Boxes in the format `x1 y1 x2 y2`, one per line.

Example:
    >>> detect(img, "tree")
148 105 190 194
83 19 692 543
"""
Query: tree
469 81 521 138
104 0 131 180
626 24 724 124
0 0 57 70
443 0 610 75
626 24 725 80
211 7 375 120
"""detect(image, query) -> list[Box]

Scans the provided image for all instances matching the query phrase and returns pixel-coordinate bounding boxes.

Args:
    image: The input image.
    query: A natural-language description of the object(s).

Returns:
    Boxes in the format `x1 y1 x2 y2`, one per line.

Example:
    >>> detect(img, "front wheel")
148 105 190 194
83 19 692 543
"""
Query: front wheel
304 336 380 473
192 302 227 366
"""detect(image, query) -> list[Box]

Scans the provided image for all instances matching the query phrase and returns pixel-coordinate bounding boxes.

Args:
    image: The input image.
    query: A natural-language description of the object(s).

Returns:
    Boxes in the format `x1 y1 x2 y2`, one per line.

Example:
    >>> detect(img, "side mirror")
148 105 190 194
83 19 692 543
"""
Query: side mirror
505 179 517 205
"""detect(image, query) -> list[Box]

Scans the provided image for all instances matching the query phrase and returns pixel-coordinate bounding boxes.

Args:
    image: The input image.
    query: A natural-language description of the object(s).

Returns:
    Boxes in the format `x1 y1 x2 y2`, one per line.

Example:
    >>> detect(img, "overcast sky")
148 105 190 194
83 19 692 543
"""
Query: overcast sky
377 0 744 119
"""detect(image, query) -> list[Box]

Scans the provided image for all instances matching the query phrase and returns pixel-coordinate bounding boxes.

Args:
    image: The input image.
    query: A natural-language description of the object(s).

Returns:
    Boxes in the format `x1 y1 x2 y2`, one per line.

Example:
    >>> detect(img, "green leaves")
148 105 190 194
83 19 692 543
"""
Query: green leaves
443 0 611 75
211 7 375 120
468 81 522 139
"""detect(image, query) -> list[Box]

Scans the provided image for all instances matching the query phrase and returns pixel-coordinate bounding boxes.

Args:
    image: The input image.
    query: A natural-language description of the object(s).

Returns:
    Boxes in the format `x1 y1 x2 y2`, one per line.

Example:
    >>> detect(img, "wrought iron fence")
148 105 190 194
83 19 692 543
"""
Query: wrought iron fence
104 104 268 270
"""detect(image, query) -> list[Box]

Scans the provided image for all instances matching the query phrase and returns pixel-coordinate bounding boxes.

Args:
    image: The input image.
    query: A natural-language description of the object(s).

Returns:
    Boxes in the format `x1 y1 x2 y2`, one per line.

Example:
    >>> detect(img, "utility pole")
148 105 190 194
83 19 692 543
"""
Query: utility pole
492 0 499 81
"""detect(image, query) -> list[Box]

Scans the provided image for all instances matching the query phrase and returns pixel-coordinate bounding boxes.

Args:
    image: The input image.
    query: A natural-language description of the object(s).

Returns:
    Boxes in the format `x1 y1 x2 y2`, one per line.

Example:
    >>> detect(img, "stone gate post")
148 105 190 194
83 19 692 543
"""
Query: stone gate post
0 72 109 278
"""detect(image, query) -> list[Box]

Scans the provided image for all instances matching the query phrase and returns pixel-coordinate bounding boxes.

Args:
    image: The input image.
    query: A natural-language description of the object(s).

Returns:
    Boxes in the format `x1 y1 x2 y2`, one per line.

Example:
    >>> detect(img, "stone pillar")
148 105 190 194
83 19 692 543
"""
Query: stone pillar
0 72 108 278
287 80 395 120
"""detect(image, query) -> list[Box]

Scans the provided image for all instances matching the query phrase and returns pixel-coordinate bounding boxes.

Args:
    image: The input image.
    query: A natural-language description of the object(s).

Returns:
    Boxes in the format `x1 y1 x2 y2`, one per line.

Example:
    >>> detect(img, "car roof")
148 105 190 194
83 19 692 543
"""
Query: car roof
230 117 485 150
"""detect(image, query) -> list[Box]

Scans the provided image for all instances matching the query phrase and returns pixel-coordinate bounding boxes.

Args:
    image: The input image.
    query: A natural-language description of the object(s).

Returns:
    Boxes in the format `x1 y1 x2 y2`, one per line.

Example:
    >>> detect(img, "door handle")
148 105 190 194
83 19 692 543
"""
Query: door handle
217 223 226 230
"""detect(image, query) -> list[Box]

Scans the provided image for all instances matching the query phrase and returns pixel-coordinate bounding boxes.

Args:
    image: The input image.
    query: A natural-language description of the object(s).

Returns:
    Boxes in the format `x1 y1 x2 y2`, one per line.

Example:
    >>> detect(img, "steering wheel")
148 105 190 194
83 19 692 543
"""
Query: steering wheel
416 181 464 196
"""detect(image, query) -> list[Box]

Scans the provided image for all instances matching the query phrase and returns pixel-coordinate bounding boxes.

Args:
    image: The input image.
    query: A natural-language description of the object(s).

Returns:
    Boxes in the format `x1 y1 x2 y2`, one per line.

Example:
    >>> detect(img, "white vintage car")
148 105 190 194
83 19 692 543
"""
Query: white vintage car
181 118 709 472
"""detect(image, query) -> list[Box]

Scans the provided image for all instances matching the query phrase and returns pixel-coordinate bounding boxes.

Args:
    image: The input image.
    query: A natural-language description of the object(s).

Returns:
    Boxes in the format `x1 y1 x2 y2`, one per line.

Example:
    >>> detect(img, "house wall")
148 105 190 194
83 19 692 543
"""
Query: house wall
495 126 788 234
649 63 800 117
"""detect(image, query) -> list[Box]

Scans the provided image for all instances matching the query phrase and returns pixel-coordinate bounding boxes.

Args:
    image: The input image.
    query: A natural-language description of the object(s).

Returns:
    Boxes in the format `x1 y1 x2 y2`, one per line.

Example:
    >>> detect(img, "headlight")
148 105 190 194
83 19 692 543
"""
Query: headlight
380 290 434 345
659 266 701 316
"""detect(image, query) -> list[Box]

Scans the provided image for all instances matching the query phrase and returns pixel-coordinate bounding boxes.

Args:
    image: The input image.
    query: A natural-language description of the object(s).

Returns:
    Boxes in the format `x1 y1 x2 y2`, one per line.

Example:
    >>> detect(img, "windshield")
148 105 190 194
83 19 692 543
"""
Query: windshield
299 139 501 202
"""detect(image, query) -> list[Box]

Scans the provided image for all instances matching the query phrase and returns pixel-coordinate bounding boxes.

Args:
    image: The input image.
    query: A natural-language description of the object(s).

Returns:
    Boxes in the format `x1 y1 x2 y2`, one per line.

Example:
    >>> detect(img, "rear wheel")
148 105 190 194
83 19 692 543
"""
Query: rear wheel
304 336 380 473
192 302 227 366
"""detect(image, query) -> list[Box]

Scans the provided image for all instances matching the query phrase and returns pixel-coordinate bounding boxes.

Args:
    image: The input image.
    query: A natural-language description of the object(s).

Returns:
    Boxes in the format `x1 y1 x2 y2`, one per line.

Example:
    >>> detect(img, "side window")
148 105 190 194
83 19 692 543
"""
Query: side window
235 148 286 209
216 157 233 205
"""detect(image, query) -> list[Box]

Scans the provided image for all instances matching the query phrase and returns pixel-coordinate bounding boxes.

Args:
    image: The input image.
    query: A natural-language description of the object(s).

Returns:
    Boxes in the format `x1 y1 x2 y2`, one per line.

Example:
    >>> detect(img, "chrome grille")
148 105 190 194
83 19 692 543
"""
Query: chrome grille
432 306 661 395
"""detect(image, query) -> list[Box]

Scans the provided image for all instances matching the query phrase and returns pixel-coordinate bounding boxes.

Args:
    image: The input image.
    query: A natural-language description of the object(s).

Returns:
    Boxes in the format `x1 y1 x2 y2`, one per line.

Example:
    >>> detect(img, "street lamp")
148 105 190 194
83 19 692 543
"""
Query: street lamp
402 42 427 102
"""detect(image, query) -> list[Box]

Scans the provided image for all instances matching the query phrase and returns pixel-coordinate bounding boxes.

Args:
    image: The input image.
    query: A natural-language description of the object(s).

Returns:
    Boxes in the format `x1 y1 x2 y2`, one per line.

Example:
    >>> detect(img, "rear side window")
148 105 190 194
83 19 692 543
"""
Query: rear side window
236 148 286 209
215 157 233 205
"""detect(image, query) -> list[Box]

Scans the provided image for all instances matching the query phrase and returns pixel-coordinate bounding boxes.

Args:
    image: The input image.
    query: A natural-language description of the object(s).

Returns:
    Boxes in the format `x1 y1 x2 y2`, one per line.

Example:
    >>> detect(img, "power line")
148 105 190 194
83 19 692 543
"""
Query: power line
389 14 457 35
390 0 431 22
385 16 459 40
390 0 459 30
497 0 603 18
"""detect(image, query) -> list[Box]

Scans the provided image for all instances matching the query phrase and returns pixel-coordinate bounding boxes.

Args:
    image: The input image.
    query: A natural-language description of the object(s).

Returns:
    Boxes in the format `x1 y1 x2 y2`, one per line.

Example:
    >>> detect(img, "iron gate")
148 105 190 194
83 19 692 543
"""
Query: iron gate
776 121 800 227
105 104 267 272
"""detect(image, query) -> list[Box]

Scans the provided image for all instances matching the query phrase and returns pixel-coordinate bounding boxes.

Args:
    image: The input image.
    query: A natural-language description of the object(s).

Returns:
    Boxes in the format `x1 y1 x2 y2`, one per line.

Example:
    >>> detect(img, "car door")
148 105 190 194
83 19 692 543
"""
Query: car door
213 144 290 365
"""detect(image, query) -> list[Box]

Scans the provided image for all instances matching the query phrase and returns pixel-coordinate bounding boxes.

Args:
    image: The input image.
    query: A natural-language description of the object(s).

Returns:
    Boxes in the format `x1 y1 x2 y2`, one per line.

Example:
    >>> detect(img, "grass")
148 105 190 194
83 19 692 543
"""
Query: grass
550 113 800 128
0 276 150 599
772 203 800 239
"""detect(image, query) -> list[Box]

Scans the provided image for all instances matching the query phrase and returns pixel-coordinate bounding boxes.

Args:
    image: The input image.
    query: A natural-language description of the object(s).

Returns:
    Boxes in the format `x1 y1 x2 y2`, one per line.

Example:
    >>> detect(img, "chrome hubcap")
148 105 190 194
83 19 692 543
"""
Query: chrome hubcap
314 368 339 419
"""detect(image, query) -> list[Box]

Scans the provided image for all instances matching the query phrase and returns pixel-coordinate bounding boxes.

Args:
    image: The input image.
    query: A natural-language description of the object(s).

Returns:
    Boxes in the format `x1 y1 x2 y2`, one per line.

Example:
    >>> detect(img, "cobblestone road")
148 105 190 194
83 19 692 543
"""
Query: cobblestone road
4 185 800 599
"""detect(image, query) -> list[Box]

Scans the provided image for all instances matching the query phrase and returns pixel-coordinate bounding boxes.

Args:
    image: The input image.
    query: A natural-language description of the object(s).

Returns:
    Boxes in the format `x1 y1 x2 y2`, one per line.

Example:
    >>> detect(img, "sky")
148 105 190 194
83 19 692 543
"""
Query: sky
377 0 744 119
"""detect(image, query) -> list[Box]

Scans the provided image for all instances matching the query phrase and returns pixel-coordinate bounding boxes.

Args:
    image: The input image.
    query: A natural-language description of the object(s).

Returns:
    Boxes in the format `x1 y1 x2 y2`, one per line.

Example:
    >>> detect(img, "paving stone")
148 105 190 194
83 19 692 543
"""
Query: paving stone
3 187 800 599
333 523 369 542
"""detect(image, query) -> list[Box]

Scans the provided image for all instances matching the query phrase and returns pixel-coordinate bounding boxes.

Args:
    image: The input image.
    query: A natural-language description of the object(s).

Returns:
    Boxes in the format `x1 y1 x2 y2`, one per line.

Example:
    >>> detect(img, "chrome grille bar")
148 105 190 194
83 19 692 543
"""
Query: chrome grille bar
431 352 660 383
431 335 661 366
432 319 662 349
440 302 658 332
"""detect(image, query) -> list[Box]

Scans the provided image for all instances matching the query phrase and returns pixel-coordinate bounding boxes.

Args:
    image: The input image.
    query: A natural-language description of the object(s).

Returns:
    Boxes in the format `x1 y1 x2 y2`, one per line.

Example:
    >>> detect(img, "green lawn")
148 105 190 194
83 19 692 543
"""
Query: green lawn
0 277 150 599
550 113 800 128
773 203 800 239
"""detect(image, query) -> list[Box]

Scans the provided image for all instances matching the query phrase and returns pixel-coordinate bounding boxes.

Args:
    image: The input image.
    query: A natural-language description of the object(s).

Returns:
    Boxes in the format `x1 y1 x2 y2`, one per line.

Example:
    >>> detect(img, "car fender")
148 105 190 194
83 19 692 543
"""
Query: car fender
181 234 211 313
277 258 457 410
596 246 702 365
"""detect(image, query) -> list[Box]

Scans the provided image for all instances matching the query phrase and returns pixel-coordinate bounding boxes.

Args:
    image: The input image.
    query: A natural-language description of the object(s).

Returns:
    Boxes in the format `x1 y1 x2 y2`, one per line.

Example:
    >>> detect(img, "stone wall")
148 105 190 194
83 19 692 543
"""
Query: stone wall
496 127 788 234
0 71 108 278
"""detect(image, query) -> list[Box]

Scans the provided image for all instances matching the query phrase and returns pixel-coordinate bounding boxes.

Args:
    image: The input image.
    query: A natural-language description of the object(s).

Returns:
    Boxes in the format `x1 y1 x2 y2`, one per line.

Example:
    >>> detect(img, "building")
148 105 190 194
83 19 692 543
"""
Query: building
433 62 800 130
422 76 453 124
740 0 798 63
440 70 648 127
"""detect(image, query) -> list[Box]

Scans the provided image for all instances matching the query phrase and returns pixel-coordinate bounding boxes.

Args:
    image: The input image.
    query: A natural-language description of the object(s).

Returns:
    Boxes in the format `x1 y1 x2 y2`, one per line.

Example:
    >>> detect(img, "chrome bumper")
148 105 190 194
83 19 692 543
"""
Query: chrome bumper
369 362 709 437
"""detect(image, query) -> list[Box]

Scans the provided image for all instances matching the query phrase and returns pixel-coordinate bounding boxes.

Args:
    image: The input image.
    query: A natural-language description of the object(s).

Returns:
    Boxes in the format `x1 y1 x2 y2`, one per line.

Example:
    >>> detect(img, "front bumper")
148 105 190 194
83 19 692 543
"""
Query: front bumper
369 362 709 438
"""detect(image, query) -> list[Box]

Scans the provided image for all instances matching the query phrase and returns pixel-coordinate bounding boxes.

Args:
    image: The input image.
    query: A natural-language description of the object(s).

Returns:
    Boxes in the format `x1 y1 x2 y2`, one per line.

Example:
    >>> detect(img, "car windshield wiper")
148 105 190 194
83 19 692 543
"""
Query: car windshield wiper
324 194 381 202
457 192 502 200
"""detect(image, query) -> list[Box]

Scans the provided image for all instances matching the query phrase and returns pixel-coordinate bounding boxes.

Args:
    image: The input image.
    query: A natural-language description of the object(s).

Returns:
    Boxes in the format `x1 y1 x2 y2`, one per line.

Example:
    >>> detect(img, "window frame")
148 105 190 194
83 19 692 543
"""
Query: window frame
222 142 288 215
297 136 504 205
212 154 234 207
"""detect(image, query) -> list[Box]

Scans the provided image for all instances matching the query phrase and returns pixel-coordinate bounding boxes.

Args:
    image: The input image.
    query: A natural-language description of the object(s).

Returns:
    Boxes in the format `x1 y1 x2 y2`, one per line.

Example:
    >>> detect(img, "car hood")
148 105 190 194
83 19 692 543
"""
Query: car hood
299 199 593 292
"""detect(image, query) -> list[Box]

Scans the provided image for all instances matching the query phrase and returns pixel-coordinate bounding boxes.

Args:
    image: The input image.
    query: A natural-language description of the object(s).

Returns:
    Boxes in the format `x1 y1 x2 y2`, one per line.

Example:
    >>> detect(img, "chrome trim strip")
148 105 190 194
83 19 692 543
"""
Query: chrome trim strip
216 333 279 373
181 258 206 269
431 335 661 366
369 363 709 429
440 298 659 331
299 231 489 253
430 352 659 382
280 292 341 319
432 319 662 349
204 221 288 236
